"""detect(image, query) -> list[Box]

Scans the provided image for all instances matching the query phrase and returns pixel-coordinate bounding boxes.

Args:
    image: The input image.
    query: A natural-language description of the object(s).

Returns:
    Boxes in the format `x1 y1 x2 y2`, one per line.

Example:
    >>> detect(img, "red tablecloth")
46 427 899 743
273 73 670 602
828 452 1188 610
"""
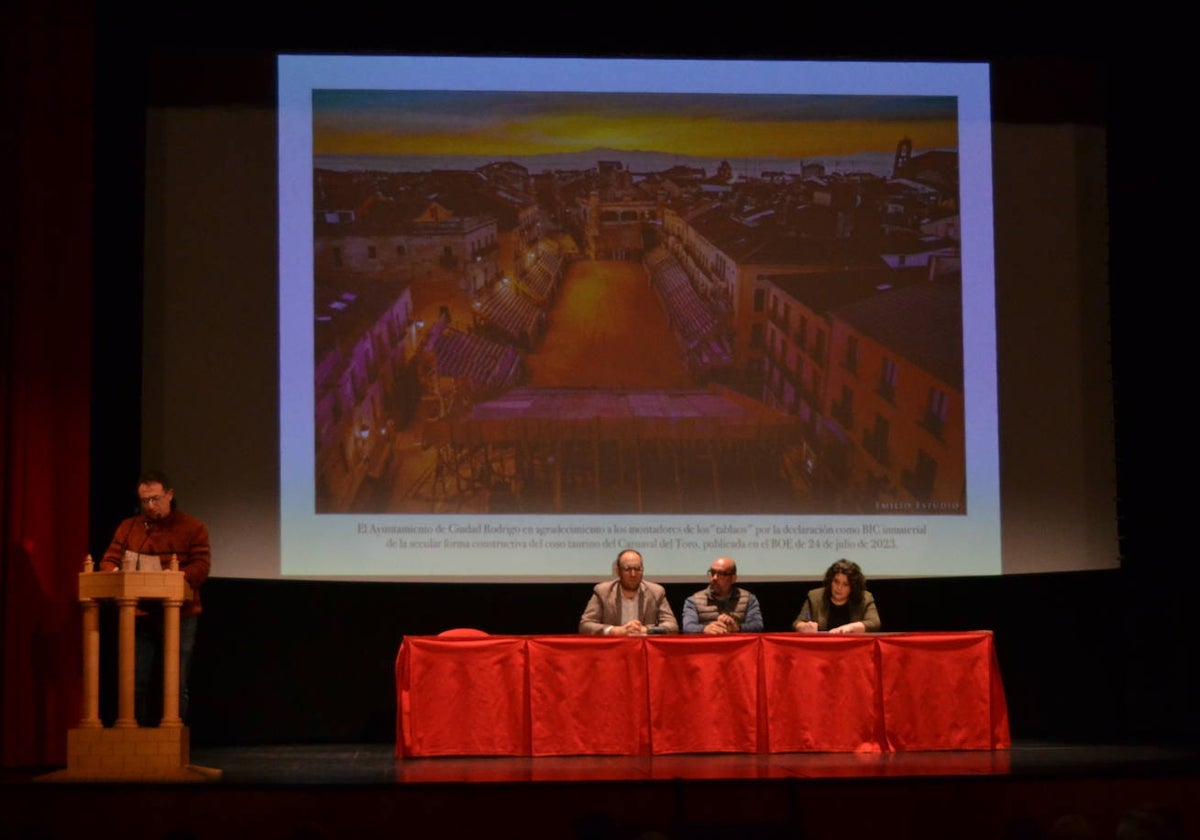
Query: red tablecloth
395 631 1010 757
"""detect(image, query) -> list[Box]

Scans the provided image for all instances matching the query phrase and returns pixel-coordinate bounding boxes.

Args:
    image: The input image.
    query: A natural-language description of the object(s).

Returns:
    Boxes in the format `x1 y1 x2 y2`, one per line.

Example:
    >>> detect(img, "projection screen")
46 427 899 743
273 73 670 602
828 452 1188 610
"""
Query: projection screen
273 55 1001 581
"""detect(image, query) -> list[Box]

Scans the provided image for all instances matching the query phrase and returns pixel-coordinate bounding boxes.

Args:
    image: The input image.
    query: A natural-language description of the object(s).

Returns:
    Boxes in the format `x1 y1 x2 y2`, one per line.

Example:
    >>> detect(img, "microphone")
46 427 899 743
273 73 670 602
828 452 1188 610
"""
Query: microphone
141 518 155 553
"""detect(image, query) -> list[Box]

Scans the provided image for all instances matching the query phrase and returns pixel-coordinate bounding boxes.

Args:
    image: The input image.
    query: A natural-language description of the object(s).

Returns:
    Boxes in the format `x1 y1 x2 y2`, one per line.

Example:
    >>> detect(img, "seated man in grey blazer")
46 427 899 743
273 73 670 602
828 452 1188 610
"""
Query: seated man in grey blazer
579 549 679 636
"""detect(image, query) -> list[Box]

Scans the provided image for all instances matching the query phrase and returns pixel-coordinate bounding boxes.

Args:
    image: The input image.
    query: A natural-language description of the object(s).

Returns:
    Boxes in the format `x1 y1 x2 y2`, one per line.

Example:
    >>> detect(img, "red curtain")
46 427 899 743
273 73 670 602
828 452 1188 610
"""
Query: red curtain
1 1 94 767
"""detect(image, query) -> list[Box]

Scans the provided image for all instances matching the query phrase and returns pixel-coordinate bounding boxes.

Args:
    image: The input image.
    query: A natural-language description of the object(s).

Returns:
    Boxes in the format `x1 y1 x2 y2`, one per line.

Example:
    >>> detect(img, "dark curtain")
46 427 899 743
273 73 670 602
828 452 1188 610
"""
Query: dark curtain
1 1 94 767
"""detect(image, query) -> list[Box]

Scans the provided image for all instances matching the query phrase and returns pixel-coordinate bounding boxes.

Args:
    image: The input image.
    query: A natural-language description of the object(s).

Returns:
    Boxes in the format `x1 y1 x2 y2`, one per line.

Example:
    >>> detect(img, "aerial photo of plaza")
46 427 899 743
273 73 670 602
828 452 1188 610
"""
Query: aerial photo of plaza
310 90 966 517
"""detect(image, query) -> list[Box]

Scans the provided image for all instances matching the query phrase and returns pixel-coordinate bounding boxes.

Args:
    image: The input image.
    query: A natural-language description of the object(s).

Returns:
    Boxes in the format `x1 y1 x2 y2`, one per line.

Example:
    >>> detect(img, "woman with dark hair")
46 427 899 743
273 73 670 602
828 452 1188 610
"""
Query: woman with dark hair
792 558 881 634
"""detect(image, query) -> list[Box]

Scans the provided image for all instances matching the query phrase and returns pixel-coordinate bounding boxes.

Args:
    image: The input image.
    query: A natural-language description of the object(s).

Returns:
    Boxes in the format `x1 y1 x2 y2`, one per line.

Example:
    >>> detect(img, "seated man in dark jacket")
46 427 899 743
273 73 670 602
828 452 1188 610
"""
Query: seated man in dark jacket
681 556 763 634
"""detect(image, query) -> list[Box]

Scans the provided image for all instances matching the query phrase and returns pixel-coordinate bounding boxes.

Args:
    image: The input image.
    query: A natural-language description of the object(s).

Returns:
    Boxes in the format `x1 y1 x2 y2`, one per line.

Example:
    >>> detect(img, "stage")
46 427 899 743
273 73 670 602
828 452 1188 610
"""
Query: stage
3 740 1197 839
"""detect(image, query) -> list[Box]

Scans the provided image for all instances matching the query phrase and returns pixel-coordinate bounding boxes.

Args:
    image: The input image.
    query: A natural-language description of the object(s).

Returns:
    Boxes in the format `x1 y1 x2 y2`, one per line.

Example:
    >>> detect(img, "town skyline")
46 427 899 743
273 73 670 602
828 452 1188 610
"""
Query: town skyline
312 90 959 160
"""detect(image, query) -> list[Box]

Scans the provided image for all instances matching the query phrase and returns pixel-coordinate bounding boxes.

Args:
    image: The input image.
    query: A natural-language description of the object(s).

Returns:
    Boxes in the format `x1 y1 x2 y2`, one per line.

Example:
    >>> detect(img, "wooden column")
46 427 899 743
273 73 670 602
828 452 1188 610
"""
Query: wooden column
114 595 138 728
78 557 102 729
160 554 183 728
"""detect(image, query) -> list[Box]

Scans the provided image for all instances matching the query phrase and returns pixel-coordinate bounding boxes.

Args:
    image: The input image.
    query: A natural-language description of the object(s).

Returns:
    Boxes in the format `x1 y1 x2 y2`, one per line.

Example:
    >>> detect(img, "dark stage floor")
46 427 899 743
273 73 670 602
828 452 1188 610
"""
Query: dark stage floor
4 741 1198 840
184 739 1198 784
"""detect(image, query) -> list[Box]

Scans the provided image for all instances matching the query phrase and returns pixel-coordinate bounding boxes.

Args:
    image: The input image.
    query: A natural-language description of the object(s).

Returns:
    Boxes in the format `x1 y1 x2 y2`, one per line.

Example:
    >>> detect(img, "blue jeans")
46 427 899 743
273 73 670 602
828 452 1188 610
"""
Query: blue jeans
135 614 198 726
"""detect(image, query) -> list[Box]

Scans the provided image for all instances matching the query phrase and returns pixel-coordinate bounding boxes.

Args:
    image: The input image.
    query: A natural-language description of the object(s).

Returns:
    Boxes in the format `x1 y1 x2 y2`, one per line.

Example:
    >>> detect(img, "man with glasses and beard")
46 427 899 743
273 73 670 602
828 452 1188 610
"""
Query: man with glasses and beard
579 548 678 636
99 469 211 724
681 556 763 634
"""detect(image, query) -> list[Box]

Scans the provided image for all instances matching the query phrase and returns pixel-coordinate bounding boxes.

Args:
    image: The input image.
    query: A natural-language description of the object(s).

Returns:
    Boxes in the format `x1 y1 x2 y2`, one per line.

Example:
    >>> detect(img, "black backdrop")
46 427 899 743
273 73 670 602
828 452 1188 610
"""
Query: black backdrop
174 572 1133 747
85 18 1188 749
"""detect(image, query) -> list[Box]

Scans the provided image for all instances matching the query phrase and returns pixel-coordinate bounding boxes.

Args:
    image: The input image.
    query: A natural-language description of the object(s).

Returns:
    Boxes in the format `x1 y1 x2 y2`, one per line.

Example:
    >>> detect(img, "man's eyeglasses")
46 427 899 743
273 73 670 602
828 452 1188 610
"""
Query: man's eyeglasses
140 495 167 506
707 568 734 577
619 566 644 573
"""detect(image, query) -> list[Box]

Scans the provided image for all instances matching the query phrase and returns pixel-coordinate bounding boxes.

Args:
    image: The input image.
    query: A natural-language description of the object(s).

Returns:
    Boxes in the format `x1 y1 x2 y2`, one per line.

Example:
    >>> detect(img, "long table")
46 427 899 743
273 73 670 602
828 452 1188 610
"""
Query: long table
394 631 1010 757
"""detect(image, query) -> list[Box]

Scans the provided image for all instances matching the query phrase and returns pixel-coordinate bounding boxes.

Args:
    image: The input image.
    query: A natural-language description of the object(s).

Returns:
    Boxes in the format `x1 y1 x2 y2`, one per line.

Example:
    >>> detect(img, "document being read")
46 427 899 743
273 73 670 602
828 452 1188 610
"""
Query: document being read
123 550 162 572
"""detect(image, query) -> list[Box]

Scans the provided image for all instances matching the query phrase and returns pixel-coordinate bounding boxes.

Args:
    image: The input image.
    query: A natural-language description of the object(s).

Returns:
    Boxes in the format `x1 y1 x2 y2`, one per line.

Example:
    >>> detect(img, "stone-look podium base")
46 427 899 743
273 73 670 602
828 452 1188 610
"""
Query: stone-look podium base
37 564 220 783
36 726 221 782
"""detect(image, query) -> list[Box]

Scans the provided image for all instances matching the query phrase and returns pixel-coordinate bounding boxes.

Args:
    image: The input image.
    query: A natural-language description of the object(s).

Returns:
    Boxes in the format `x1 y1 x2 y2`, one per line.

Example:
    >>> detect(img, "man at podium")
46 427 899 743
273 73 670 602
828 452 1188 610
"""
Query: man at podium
99 469 211 725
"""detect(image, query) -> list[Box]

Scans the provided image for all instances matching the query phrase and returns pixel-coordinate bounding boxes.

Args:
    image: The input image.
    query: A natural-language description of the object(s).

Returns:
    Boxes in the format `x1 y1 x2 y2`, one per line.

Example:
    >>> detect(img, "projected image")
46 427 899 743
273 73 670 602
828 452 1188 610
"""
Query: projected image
311 90 966 518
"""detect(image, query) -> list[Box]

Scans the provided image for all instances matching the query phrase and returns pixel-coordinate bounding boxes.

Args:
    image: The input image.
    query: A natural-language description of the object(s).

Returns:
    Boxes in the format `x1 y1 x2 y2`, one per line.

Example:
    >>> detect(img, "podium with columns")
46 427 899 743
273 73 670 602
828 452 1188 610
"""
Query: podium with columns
38 555 219 781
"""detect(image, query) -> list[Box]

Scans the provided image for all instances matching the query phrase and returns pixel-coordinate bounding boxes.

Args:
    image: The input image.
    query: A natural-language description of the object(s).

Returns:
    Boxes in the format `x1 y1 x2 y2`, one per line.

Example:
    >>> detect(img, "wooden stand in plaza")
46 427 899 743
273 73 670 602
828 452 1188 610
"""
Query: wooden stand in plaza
38 556 220 782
